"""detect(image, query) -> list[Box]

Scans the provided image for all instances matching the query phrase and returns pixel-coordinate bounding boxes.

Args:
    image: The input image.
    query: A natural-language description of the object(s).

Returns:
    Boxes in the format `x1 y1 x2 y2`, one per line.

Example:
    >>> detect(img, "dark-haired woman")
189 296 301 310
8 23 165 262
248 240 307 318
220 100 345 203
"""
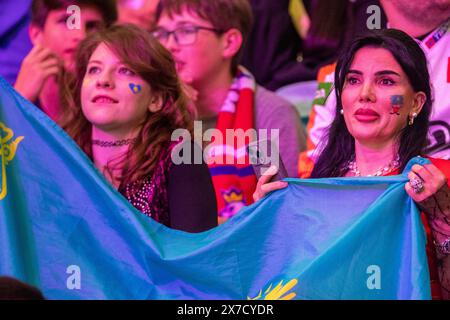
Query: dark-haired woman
63 24 217 233
253 29 450 299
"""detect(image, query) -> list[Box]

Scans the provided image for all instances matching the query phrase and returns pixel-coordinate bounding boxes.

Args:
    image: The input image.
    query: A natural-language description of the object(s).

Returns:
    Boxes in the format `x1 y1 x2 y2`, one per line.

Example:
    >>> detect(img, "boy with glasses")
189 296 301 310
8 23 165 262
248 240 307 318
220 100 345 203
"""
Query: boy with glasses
154 0 307 222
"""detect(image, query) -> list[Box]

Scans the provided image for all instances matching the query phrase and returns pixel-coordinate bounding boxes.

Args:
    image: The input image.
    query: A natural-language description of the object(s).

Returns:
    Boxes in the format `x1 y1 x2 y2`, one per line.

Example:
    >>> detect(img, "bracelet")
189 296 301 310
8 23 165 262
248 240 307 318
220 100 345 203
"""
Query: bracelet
434 237 450 255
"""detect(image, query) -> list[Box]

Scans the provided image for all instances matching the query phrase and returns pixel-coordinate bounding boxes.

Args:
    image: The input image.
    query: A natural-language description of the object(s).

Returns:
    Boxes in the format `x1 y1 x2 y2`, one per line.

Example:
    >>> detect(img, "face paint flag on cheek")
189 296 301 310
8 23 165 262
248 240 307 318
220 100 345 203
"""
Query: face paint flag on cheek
390 95 403 115
129 83 142 94
83 78 92 87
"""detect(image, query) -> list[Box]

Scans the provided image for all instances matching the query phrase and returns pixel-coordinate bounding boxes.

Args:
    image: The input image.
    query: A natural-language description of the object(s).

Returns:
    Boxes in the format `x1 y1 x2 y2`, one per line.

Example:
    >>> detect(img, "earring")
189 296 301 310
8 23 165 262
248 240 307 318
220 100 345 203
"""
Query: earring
340 109 344 115
408 112 418 125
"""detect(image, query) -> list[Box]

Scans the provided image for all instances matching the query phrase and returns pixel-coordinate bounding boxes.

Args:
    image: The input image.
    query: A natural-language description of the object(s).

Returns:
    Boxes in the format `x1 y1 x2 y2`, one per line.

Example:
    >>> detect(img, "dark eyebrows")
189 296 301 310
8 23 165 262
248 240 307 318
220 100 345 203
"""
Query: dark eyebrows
55 12 71 19
86 20 104 28
347 69 362 75
176 21 194 26
374 70 401 77
347 69 401 77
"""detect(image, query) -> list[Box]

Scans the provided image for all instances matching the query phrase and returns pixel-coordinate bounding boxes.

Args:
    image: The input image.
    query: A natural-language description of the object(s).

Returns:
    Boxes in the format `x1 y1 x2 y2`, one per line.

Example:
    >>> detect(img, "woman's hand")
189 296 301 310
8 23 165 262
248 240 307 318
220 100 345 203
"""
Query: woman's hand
252 166 288 202
406 165 450 299
405 163 450 235
405 164 448 202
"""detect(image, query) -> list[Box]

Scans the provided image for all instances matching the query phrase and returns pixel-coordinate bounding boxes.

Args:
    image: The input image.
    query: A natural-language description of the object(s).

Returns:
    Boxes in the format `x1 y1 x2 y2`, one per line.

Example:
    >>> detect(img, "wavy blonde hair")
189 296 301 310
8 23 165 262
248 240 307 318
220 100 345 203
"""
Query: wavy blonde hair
62 24 194 189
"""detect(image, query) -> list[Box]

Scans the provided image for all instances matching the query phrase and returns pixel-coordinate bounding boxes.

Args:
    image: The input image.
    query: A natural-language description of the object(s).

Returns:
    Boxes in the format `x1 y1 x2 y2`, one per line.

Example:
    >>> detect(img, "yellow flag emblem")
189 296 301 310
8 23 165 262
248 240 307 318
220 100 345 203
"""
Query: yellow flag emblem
0 122 24 200
248 278 298 300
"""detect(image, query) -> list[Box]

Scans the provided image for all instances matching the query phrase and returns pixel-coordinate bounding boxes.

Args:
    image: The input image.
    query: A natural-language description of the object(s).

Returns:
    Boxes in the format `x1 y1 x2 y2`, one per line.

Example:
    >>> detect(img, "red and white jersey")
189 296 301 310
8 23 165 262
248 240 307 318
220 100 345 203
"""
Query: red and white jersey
421 19 450 159
299 20 450 178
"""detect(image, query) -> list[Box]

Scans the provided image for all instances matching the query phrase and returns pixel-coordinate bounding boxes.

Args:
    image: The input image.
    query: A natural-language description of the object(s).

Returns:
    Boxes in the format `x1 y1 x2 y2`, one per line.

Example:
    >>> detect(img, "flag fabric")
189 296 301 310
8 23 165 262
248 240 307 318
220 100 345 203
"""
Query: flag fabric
0 76 431 300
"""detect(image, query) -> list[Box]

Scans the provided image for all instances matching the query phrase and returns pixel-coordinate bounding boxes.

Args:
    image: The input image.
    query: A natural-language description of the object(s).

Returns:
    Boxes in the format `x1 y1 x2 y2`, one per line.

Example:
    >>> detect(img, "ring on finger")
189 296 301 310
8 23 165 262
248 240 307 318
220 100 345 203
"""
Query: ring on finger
410 177 424 194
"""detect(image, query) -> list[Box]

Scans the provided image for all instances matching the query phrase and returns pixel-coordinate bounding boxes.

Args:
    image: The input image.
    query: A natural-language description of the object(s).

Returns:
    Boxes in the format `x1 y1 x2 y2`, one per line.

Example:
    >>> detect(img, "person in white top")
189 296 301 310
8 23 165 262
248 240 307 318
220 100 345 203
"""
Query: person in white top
301 0 450 177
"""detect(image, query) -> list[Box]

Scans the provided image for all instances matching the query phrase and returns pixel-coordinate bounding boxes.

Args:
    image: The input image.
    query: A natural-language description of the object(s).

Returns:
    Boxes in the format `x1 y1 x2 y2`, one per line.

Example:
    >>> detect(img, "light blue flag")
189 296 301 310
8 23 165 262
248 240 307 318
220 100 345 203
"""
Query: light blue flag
0 76 431 300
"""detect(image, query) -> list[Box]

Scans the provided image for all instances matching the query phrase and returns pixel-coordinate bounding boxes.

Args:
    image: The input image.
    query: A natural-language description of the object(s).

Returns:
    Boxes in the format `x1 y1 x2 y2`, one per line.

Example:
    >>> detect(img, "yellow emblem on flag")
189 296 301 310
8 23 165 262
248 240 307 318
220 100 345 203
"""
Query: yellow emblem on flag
248 278 298 300
0 122 24 200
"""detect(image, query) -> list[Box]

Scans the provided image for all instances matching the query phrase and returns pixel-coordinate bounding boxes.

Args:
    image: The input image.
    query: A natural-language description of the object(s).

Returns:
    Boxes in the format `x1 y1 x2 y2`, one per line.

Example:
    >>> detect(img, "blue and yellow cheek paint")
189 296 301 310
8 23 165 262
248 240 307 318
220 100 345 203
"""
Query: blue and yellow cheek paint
83 79 142 94
129 83 142 94
390 95 404 115
82 78 92 87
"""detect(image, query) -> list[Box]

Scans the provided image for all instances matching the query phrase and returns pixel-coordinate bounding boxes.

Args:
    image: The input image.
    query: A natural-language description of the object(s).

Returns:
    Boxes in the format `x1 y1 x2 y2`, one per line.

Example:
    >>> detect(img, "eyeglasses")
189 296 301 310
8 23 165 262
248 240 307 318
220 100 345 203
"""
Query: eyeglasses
152 25 223 46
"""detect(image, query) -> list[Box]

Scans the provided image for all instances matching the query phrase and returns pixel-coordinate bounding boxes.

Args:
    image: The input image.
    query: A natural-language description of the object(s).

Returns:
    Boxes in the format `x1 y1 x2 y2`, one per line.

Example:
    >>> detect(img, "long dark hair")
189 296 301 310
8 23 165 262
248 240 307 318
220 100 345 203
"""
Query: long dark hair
310 29 432 178
61 24 193 188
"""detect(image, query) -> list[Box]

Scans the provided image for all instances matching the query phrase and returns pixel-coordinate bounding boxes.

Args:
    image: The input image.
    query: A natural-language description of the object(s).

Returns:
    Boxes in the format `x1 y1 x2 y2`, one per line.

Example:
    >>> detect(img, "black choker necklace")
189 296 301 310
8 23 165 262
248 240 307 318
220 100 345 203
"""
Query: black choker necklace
92 138 138 147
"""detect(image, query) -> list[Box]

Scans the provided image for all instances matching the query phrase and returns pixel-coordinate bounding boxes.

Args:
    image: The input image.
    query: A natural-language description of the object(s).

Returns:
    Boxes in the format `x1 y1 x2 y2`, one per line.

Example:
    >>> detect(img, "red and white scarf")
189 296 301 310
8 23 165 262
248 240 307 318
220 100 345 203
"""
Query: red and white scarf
206 67 257 223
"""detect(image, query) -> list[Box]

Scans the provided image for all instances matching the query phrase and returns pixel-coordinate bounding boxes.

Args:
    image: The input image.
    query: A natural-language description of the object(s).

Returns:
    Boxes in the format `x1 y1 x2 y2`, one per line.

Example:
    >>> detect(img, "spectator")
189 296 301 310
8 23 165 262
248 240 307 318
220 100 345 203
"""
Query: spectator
154 0 307 222
14 0 117 123
254 29 450 299
63 24 217 233
301 0 450 178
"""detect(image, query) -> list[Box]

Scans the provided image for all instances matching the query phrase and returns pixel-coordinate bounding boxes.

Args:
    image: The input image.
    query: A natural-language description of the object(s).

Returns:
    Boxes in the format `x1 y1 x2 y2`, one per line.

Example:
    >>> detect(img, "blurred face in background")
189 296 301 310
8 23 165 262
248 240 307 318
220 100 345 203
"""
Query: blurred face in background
30 6 105 71
117 0 160 31
389 0 450 27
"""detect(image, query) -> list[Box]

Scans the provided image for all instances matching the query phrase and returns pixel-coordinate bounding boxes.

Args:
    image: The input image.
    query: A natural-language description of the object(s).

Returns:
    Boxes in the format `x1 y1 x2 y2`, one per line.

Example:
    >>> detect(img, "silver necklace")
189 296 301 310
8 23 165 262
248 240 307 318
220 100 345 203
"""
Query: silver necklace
347 155 400 177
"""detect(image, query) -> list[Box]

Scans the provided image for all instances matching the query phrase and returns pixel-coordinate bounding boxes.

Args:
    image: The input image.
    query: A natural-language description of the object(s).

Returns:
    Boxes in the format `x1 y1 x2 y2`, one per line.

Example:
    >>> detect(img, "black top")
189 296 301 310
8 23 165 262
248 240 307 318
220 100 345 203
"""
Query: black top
168 156 218 233
122 141 217 233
